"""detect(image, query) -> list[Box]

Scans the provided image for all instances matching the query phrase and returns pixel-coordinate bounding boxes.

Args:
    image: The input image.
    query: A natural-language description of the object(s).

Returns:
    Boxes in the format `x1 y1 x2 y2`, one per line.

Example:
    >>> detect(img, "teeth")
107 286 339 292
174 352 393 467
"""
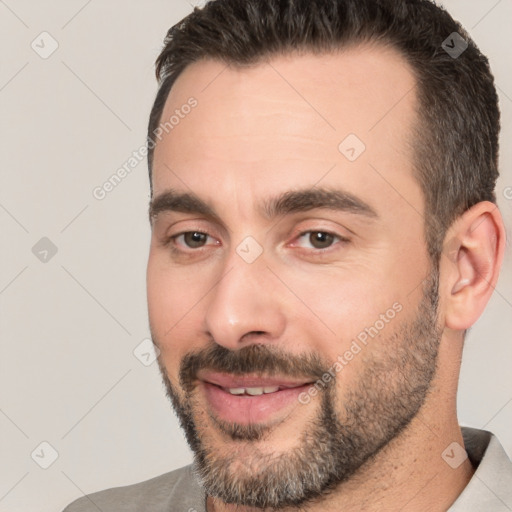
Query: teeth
245 387 264 396
227 388 246 395
226 386 280 396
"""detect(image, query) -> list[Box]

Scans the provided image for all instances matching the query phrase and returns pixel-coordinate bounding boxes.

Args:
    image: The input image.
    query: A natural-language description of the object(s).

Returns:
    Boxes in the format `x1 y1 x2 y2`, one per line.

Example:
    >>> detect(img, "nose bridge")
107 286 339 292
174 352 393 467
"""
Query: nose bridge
204 247 286 349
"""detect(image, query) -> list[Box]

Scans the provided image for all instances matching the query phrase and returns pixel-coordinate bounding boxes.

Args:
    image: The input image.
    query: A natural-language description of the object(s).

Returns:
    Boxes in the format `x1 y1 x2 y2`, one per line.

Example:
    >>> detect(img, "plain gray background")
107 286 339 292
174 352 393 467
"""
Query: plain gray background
0 1 511 511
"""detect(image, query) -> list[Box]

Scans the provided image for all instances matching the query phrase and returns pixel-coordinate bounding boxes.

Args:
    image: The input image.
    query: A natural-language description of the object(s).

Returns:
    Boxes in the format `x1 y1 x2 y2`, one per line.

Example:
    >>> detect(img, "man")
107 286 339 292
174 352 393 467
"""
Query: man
64 0 511 510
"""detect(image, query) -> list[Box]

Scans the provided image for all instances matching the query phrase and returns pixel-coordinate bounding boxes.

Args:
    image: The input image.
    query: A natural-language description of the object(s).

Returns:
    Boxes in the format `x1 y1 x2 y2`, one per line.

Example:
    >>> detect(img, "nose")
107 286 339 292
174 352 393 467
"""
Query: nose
203 253 287 350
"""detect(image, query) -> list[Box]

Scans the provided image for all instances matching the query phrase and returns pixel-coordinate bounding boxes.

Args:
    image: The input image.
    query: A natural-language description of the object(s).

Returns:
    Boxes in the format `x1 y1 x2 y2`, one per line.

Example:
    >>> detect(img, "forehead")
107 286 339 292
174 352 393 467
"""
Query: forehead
152 44 421 222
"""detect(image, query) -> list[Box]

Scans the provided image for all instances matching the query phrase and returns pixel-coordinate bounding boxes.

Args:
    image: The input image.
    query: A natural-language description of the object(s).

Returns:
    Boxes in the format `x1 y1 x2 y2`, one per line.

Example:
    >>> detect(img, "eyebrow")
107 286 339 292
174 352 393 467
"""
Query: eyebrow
261 188 378 220
149 187 378 224
149 190 220 224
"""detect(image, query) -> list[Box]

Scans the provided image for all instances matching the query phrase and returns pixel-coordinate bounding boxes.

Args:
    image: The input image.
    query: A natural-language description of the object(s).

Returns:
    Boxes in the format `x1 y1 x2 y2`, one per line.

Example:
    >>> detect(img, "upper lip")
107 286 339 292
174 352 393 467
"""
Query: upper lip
197 370 314 389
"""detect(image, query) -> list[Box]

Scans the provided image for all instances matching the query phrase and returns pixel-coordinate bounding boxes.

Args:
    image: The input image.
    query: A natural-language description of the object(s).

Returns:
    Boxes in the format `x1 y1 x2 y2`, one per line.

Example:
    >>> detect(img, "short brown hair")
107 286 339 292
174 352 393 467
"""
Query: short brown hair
147 0 500 261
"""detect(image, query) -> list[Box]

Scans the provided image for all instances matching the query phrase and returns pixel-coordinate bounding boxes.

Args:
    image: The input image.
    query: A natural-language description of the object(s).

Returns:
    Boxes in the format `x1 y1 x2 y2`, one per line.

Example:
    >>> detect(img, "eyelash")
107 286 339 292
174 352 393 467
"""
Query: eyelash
164 229 349 256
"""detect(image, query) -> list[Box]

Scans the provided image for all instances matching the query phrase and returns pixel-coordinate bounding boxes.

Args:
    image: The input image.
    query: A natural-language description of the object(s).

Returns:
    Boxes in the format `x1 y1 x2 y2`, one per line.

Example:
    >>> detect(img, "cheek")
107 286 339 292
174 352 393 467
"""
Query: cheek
292 279 408 393
148 285 197 386
147 250 210 332
277 264 402 353
147 252 215 375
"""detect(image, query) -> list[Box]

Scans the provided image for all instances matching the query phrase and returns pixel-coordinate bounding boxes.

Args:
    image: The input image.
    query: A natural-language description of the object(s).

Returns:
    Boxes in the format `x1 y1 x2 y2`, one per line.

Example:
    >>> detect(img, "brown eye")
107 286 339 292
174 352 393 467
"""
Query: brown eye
183 232 208 248
308 231 335 249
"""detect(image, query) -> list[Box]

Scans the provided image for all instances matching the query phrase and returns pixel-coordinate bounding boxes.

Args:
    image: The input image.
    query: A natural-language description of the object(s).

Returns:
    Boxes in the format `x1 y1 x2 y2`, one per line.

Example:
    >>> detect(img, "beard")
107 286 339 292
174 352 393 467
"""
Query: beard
153 271 441 509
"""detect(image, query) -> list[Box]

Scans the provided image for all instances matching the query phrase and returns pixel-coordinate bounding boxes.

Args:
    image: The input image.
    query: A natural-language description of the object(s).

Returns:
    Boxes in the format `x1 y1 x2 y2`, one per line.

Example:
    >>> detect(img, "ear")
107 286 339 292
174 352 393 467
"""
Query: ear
441 201 506 331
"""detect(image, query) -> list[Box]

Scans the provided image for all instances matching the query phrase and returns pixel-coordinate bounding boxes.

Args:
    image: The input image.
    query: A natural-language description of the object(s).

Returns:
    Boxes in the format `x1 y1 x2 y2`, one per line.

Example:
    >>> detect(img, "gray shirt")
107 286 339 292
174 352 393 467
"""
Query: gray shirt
62 427 512 511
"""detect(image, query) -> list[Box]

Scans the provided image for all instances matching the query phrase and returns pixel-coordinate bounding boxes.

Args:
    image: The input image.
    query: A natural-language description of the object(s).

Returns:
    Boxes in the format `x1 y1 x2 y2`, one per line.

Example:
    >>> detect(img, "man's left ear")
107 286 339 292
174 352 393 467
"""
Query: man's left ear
442 201 506 331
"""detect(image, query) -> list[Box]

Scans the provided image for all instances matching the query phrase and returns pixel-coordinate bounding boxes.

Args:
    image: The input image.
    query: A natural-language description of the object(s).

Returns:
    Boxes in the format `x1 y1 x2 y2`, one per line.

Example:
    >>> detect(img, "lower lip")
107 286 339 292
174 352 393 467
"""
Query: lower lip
201 382 312 425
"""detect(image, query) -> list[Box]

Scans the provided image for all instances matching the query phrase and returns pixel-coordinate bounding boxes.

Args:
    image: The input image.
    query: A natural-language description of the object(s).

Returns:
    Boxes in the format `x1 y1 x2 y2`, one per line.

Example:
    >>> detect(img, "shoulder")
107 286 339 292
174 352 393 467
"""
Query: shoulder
62 464 205 512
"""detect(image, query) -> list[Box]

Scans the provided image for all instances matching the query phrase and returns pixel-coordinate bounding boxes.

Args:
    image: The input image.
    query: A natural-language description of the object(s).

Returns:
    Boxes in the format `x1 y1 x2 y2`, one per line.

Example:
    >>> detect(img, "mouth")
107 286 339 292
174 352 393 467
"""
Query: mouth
197 371 315 425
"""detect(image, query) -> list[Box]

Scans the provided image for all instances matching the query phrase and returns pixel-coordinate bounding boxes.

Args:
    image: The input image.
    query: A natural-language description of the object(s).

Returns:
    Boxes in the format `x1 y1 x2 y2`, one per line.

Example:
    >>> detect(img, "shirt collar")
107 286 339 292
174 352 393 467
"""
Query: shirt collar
449 427 512 510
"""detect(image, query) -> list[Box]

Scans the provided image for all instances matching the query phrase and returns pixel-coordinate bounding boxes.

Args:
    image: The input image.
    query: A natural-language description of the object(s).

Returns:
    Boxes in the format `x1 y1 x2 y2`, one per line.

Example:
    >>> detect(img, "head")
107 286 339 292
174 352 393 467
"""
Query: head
146 0 505 509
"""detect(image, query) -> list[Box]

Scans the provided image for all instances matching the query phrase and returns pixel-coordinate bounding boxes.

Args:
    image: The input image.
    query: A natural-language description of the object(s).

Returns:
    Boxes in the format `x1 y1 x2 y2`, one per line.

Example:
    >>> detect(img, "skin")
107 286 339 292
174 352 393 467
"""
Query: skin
147 44 505 511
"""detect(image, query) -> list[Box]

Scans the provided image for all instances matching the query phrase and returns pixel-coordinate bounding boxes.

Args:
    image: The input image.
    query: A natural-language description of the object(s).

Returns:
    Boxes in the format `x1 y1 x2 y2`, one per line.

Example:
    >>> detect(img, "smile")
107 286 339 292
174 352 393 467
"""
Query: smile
197 371 315 425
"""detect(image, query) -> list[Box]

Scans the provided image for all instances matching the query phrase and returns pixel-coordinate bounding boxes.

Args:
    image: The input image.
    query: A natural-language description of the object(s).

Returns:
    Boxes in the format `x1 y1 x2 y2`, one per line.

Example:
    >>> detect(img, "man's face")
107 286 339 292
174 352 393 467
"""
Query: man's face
147 46 442 508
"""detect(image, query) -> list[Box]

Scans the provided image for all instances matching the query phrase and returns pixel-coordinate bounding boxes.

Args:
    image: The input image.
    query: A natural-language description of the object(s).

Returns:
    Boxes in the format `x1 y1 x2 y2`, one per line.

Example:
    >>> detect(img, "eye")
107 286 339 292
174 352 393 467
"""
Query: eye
295 231 344 250
173 231 212 249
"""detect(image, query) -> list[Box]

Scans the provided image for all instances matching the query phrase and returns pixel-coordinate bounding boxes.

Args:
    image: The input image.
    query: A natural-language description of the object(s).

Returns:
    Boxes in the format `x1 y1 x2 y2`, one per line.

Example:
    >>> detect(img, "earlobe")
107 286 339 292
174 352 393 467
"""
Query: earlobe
443 202 505 331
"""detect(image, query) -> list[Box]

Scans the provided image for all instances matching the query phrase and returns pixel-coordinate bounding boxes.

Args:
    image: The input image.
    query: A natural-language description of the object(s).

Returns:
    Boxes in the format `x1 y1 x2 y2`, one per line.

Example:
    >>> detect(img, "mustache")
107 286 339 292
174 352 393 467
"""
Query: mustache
179 343 329 393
